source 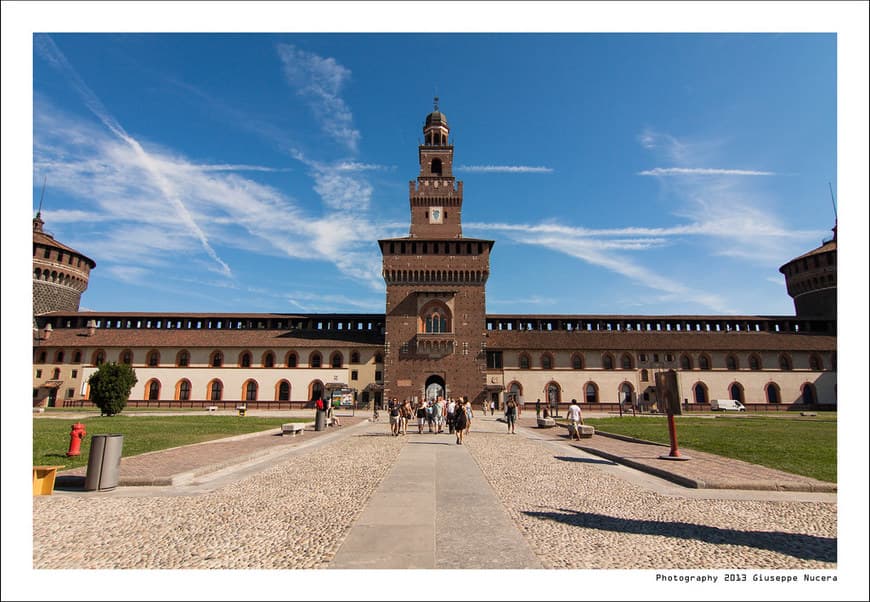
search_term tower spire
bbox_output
[34,175,47,233]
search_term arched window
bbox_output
[519,354,530,370]
[147,380,160,401]
[585,382,599,403]
[765,383,780,403]
[211,351,223,368]
[53,367,61,379]
[425,312,449,333]
[93,350,105,366]
[177,380,191,401]
[801,383,817,404]
[244,380,258,401]
[602,354,614,370]
[286,352,298,368]
[693,382,709,404]
[73,350,82,363]
[640,369,649,382]
[278,381,291,401]
[431,158,443,175]
[809,354,823,371]
[209,380,223,401]
[699,355,711,370]
[680,354,692,370]
[726,354,738,370]
[541,354,553,370]
[621,353,634,370]
[749,354,761,371]
[351,351,360,364]
[147,350,160,367]
[55,350,65,363]
[778,354,792,371]
[177,350,190,367]
[571,354,584,370]
[263,352,275,368]
[310,352,322,368]
[240,352,252,368]
[729,383,744,403]
[120,349,133,364]
[331,352,343,369]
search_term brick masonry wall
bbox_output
[33,281,81,315]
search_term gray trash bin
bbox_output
[315,409,326,431]
[84,434,124,491]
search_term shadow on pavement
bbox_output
[522,508,836,563]
[553,455,617,466]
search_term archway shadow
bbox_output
[554,455,617,466]
[522,508,835,563]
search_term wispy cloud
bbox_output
[333,161,393,172]
[192,164,292,173]
[276,44,359,153]
[34,34,232,278]
[638,167,776,176]
[457,165,554,173]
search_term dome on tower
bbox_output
[425,109,448,128]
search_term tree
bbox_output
[88,362,138,416]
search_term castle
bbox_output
[33,105,837,411]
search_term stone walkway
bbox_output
[30,411,839,584]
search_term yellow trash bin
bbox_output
[33,465,63,496]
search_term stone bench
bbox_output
[281,423,305,436]
[206,406,218,413]
[565,423,595,438]
[537,417,556,428]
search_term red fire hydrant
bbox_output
[67,422,86,457]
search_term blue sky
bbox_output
[17,25,851,317]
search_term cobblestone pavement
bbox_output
[464,418,836,570]
[32,412,836,572]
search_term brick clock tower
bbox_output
[379,101,494,405]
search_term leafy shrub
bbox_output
[87,363,138,416]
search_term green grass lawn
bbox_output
[582,414,836,483]
[33,415,306,470]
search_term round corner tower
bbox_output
[32,212,96,317]
[778,224,836,319]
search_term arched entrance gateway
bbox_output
[425,375,445,402]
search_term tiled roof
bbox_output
[33,231,96,267]
[35,328,384,349]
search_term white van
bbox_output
[711,399,746,412]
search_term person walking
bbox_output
[453,399,468,444]
[535,398,541,418]
[446,398,456,434]
[567,398,583,440]
[433,397,444,433]
[388,398,400,436]
[504,397,518,434]
[416,400,427,434]
[464,397,473,437]
[490,399,497,416]
[400,399,412,435]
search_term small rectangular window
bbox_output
[66,388,75,398]
[36,369,42,378]
[351,370,358,381]
[71,370,78,378]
